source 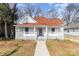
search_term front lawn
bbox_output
[46,39,79,56]
[0,40,36,56]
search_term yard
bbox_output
[0,40,36,56]
[65,34,79,43]
[46,39,79,56]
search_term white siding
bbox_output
[15,27,25,39]
[65,29,79,36]
[24,27,36,39]
[15,27,36,40]
[48,27,64,40]
[15,26,64,40]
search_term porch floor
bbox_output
[34,40,49,56]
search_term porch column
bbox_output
[46,26,48,40]
[34,26,36,34]
[60,27,64,40]
[34,26,36,39]
[61,27,64,33]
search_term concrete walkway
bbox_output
[34,40,49,56]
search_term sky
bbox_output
[16,3,79,18]
[17,3,68,10]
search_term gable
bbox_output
[16,15,36,24]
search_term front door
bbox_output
[38,28,43,36]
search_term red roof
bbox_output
[16,16,64,26]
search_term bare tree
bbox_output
[24,4,43,17]
[62,4,79,25]
[47,9,58,18]
[34,7,43,17]
[24,4,34,17]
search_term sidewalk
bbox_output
[34,40,49,56]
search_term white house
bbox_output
[14,15,64,40]
[64,23,79,36]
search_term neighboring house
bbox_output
[14,15,64,40]
[64,23,79,36]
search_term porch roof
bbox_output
[16,16,64,26]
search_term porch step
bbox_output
[37,37,46,40]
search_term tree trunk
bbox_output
[4,21,8,39]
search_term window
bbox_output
[51,28,55,32]
[73,29,75,32]
[67,30,69,32]
[25,27,29,34]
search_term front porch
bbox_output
[16,26,47,40]
[15,26,64,40]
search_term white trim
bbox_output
[46,26,48,40]
[15,26,64,40]
[34,26,36,34]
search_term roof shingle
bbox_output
[16,16,64,26]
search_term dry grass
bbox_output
[65,34,79,43]
[0,40,36,56]
[46,39,79,56]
